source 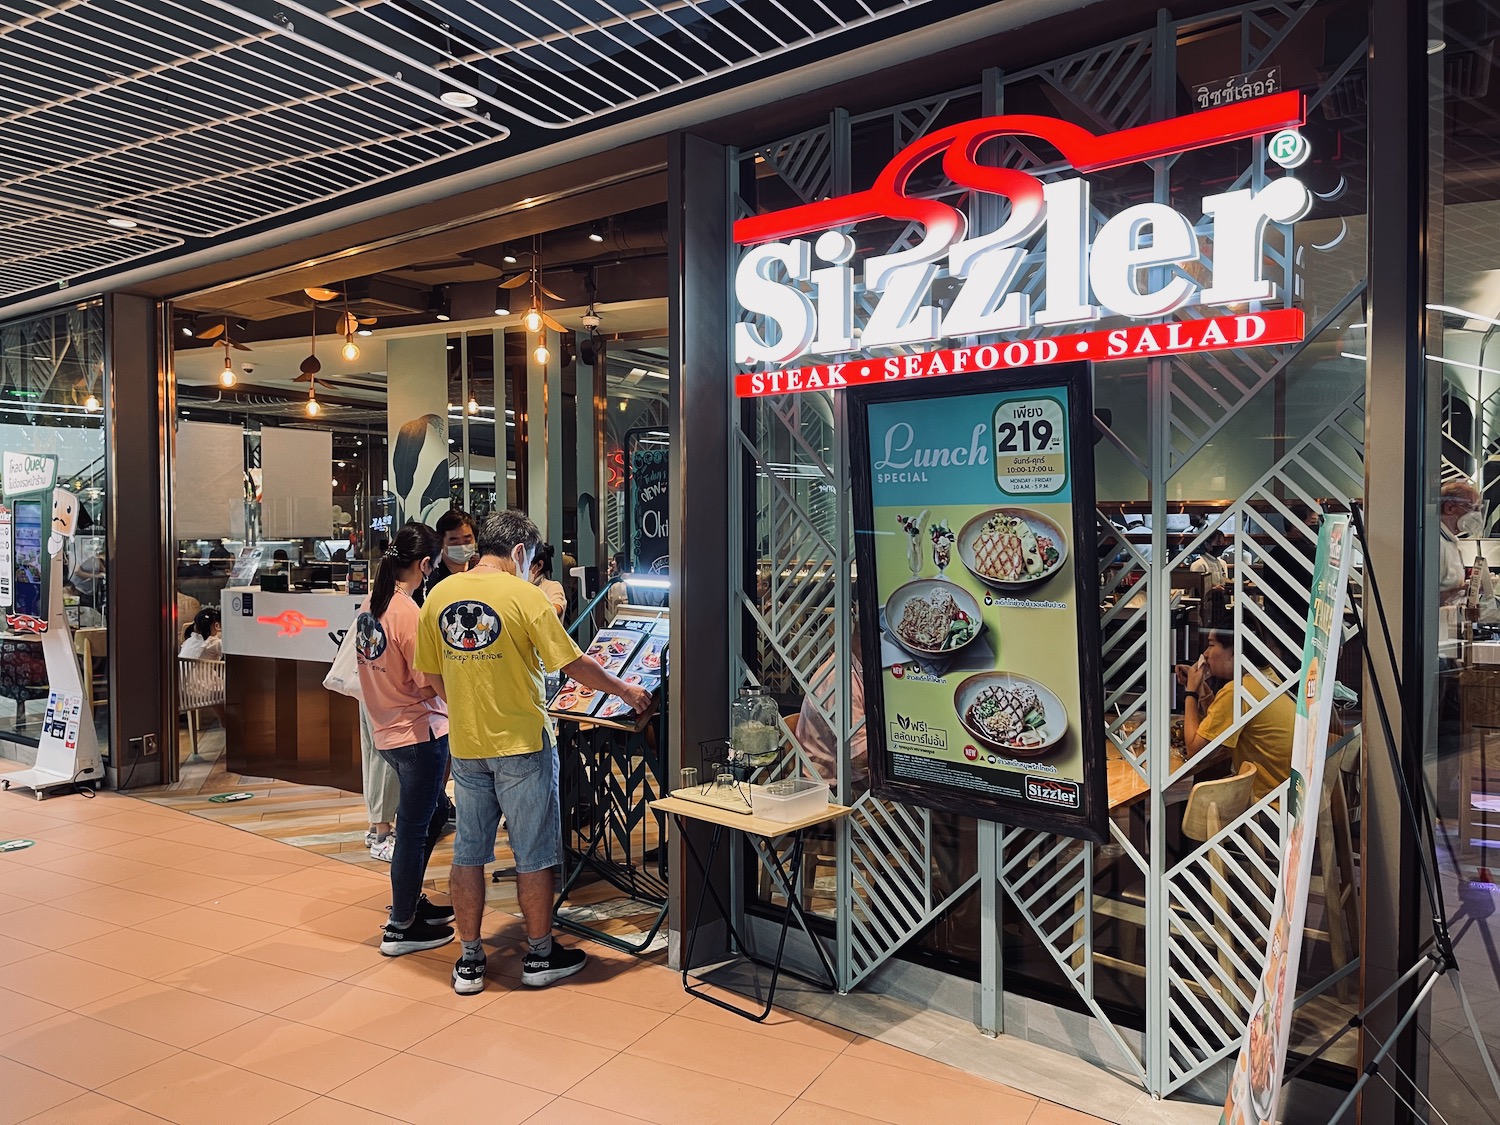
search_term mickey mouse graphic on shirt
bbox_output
[439,601,501,651]
[354,612,387,661]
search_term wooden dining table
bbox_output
[1107,747,1188,810]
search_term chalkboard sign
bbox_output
[624,429,669,573]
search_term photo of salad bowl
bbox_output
[884,578,984,658]
[958,507,1068,590]
[953,671,1067,756]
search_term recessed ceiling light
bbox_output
[440,89,478,108]
[105,217,138,229]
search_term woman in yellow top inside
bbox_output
[1177,604,1295,802]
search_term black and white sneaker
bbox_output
[379,919,454,957]
[453,952,487,995]
[415,894,454,926]
[521,943,587,987]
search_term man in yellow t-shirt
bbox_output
[1178,631,1295,802]
[415,510,651,996]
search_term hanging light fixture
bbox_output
[219,353,237,388]
[467,397,480,415]
[306,390,321,417]
[339,293,360,362]
[533,343,551,365]
[83,393,101,412]
[587,220,605,244]
[494,284,510,317]
[524,307,543,334]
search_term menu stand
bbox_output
[551,715,670,955]
[652,794,852,1022]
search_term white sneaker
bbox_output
[370,836,395,862]
[364,828,378,848]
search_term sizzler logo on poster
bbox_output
[733,93,1312,398]
[1026,776,1081,809]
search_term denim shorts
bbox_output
[449,738,561,873]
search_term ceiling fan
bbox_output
[499,236,567,334]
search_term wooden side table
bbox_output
[652,794,853,1022]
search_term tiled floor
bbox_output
[133,729,666,947]
[0,760,1105,1125]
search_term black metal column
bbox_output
[1360,0,1432,1118]
[104,293,171,788]
[667,132,734,964]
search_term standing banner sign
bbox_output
[1222,514,1355,1124]
[849,365,1106,839]
[624,429,670,574]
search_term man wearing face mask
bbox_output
[1438,479,1500,620]
[427,509,477,597]
[414,510,652,996]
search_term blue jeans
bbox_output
[381,733,450,927]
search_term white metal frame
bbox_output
[727,0,1367,1099]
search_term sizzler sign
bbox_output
[733,93,1311,398]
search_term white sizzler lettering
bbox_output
[1034,178,1098,328]
[1088,202,1200,318]
[734,240,814,365]
[1200,178,1313,305]
[734,172,1312,366]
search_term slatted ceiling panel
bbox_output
[0,0,935,304]
[287,0,933,130]
[0,0,506,240]
[0,199,183,300]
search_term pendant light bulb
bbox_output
[341,337,360,362]
[219,358,237,388]
[467,397,480,415]
[533,343,550,366]
[83,394,101,412]
[306,392,320,417]
[524,308,543,335]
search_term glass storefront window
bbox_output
[1424,2,1500,1118]
[0,302,108,758]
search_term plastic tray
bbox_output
[750,778,830,822]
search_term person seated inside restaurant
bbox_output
[795,602,869,793]
[1177,595,1294,803]
[179,606,222,661]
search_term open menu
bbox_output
[547,614,667,732]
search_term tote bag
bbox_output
[323,613,363,699]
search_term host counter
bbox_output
[220,588,364,790]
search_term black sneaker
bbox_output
[453,952,487,995]
[379,919,454,957]
[521,943,587,987]
[416,894,454,926]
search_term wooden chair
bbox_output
[178,657,225,765]
[1085,763,1259,990]
[1307,730,1361,1001]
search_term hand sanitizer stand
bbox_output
[1,553,102,799]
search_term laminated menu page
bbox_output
[592,633,666,725]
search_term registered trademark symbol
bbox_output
[1268,129,1309,169]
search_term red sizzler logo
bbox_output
[732,93,1313,396]
[257,610,330,637]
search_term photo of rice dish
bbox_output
[959,508,1067,588]
[967,681,1046,747]
[953,672,1066,755]
[894,587,975,653]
